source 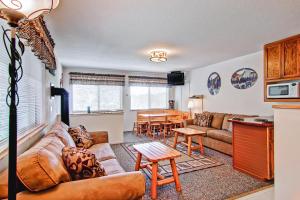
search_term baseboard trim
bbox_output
[226,185,274,200]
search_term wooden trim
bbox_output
[272,105,300,109]
[264,34,300,47]
[0,124,47,160]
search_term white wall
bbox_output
[273,107,300,200]
[176,51,274,116]
[44,57,63,128]
[63,67,174,132]
[174,72,191,112]
[69,113,124,144]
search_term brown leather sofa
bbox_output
[0,122,146,200]
[185,112,253,155]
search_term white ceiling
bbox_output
[47,0,300,72]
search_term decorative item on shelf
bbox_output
[188,95,204,118]
[207,72,221,95]
[231,68,258,89]
[0,1,59,199]
[150,50,167,63]
[18,15,56,70]
[169,100,175,109]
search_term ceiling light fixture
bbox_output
[150,50,167,63]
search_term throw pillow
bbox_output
[68,125,94,149]
[62,147,106,180]
[195,112,213,127]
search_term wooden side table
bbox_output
[133,142,182,199]
[173,128,206,156]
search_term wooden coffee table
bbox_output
[173,128,206,156]
[133,142,181,199]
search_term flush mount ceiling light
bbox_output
[150,50,167,63]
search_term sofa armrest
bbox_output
[89,131,109,144]
[17,172,146,200]
[184,119,194,127]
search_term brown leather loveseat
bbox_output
[0,121,146,200]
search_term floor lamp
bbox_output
[0,1,59,200]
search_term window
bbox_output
[72,84,123,112]
[130,86,168,110]
[0,47,43,148]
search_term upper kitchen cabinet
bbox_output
[265,43,282,80]
[264,34,300,81]
[282,37,300,78]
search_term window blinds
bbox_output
[0,44,43,148]
[69,72,125,86]
[128,75,168,87]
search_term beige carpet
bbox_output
[121,138,223,178]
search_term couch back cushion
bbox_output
[17,136,71,192]
[222,114,233,131]
[46,122,76,147]
[211,113,225,129]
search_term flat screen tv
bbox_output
[167,71,184,85]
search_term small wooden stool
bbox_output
[149,122,161,139]
[160,122,173,141]
[173,128,206,156]
[170,119,184,128]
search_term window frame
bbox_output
[72,84,124,113]
[130,86,169,110]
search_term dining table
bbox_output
[138,113,180,135]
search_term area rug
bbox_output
[121,138,223,178]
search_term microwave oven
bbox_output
[267,82,300,99]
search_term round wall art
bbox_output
[231,68,258,89]
[207,72,221,95]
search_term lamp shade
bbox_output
[0,0,59,23]
[187,99,194,109]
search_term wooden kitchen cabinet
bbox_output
[264,34,300,81]
[265,43,282,80]
[282,38,300,78]
[230,118,274,180]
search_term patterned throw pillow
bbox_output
[68,125,94,149]
[62,147,106,180]
[194,112,213,127]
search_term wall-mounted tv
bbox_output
[167,71,185,86]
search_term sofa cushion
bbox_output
[68,125,94,149]
[46,122,76,147]
[207,129,232,144]
[17,136,71,192]
[186,125,215,136]
[222,114,233,131]
[88,143,117,161]
[100,159,125,175]
[194,112,213,127]
[62,147,106,180]
[211,113,225,129]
